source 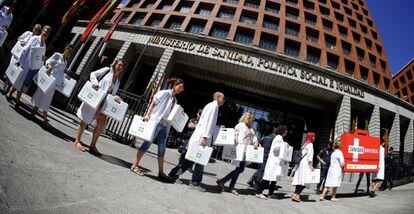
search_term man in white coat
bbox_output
[168,92,225,192]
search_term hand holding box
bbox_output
[101,94,128,122]
[128,115,158,142]
[214,128,235,146]
[77,81,106,109]
[167,104,189,132]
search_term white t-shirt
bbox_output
[150,89,176,123]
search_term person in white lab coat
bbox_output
[291,132,315,202]
[3,24,41,94]
[216,112,260,196]
[130,78,185,180]
[30,45,74,125]
[255,125,289,200]
[167,92,225,192]
[320,140,344,202]
[7,25,51,107]
[0,2,14,30]
[73,59,125,155]
[369,142,385,198]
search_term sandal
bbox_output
[130,165,144,176]
[73,142,86,152]
[319,197,325,201]
[331,198,339,202]
[291,194,300,202]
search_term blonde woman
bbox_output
[216,112,259,195]
[320,140,344,202]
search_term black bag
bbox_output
[291,150,303,165]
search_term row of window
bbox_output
[394,67,414,90]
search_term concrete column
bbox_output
[403,119,414,152]
[389,114,401,151]
[115,41,132,60]
[75,37,101,76]
[143,48,176,99]
[368,106,381,137]
[70,34,80,45]
[334,95,351,136]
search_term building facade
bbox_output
[393,59,414,105]
[67,0,413,183]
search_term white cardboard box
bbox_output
[34,66,56,93]
[222,145,244,161]
[29,47,45,70]
[245,145,264,163]
[128,115,158,142]
[6,63,23,85]
[77,81,106,109]
[305,168,321,184]
[278,143,293,162]
[185,142,213,166]
[213,128,235,146]
[101,94,128,122]
[0,30,7,47]
[55,76,76,97]
[11,42,24,59]
[167,104,189,132]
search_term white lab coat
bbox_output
[325,149,344,187]
[187,100,219,148]
[7,31,34,78]
[0,6,12,29]
[32,53,67,111]
[263,135,286,181]
[13,35,45,91]
[149,89,176,126]
[76,67,120,124]
[372,145,385,180]
[292,143,314,186]
[232,122,258,165]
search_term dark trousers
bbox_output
[219,161,246,189]
[316,165,330,190]
[381,170,393,189]
[256,180,277,195]
[355,172,371,192]
[168,149,203,184]
[248,156,268,185]
[294,185,306,195]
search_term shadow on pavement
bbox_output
[300,195,317,202]
[95,153,133,169]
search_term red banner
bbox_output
[340,130,380,173]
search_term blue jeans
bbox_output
[138,123,168,157]
[219,161,246,188]
[23,69,39,88]
[168,149,204,185]
[191,163,204,185]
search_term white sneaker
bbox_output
[256,194,268,200]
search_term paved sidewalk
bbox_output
[0,86,413,213]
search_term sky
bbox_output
[119,0,413,75]
[366,0,414,75]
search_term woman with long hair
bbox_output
[320,140,344,202]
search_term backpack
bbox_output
[291,145,307,165]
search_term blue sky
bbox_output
[366,0,414,75]
[119,0,413,75]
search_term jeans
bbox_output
[219,161,246,189]
[355,172,371,192]
[138,123,168,157]
[256,180,277,195]
[168,149,203,185]
[191,163,204,185]
[23,69,39,88]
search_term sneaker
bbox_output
[190,183,206,192]
[247,180,254,187]
[256,194,268,200]
[174,179,183,185]
[216,180,225,192]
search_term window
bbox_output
[127,0,140,8]
[334,12,344,22]
[327,53,339,70]
[318,0,327,4]
[303,0,315,10]
[217,8,235,20]
[210,23,230,39]
[131,12,146,25]
[262,15,279,30]
[325,34,336,50]
[344,59,355,76]
[322,18,333,31]
[393,81,399,90]
[407,70,413,80]
[400,76,406,84]
[341,40,351,55]
[307,46,321,64]
[319,5,330,17]
[344,6,352,16]
[359,65,369,82]
[409,82,414,93]
[157,0,174,10]
[352,31,361,44]
[286,6,299,19]
[285,21,300,36]
[306,27,319,43]
[384,77,391,91]
[284,39,301,58]
[234,28,254,45]
[119,13,130,24]
[259,33,278,51]
[146,14,164,27]
[369,54,376,67]
[375,43,382,54]
[365,38,372,49]
[348,18,357,29]
[166,16,184,29]
[176,2,193,13]
[286,0,298,5]
[341,0,348,5]
[305,12,317,25]
[244,0,260,9]
[196,4,213,16]
[356,12,363,22]
[351,2,359,11]
[360,24,368,35]
[265,1,280,14]
[356,47,365,62]
[366,18,373,27]
[371,30,378,40]
[338,25,348,37]
[240,12,258,24]
[223,0,239,4]
[362,8,368,16]
[141,0,155,9]
[380,59,387,71]
[373,72,381,87]
[187,20,206,35]
[331,0,341,10]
